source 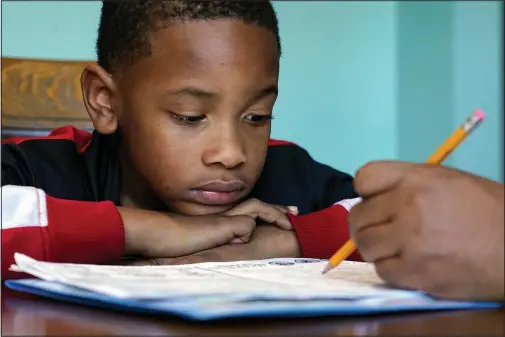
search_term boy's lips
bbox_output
[189,180,246,205]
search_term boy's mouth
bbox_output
[189,180,246,205]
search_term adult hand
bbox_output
[348,161,504,301]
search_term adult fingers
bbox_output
[354,160,416,197]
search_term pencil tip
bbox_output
[322,264,331,274]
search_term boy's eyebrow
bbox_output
[168,87,216,99]
[166,85,278,101]
[251,85,278,102]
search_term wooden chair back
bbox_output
[2,57,94,139]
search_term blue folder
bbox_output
[5,279,501,321]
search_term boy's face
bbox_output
[109,20,279,215]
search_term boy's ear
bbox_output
[81,64,118,135]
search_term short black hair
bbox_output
[96,0,281,72]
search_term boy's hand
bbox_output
[224,198,297,230]
[348,161,504,301]
[118,198,296,259]
[125,225,302,266]
[118,207,256,258]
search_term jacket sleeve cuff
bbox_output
[288,201,363,261]
[46,195,126,264]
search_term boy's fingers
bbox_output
[218,215,256,242]
[354,161,416,197]
[257,208,293,230]
[184,215,255,251]
[230,232,252,244]
[226,199,294,230]
[252,206,293,230]
[275,205,298,215]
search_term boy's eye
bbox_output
[170,113,205,124]
[245,114,274,125]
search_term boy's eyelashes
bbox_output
[169,113,205,124]
[168,112,274,126]
[244,114,274,126]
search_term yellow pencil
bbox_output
[322,109,486,274]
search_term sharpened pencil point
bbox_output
[322,263,331,274]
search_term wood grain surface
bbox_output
[2,287,504,337]
[1,57,94,134]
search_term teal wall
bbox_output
[2,1,502,181]
[397,2,455,166]
[274,1,399,175]
[450,1,503,182]
[397,1,503,181]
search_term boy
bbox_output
[2,0,361,279]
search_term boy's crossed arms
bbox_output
[119,198,297,261]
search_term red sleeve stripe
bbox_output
[268,139,295,146]
[1,185,125,279]
[4,130,290,151]
[2,126,93,154]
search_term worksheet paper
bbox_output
[7,253,500,320]
[11,253,416,300]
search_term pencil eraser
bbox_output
[473,109,486,120]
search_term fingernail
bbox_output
[230,238,246,244]
[277,218,293,230]
[287,206,298,215]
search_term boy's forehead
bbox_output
[135,20,277,69]
[119,19,279,90]
[156,20,277,61]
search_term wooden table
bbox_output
[2,287,504,336]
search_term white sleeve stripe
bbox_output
[37,188,49,227]
[1,185,49,229]
[334,197,362,211]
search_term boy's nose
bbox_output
[202,129,246,169]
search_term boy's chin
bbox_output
[169,201,236,217]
